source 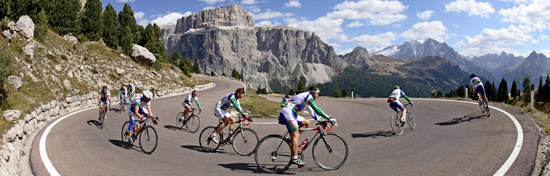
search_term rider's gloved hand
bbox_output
[329,117,337,126]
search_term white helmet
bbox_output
[143,90,153,99]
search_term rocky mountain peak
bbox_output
[174,4,254,34]
[342,46,372,66]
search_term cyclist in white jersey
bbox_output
[470,74,489,106]
[279,86,335,166]
[387,86,413,126]
[128,83,135,98]
[118,85,128,104]
[211,88,248,143]
[97,86,111,120]
[181,90,202,119]
[126,91,157,146]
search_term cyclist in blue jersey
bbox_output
[97,86,111,120]
[211,88,248,143]
[126,90,157,146]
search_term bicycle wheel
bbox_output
[185,115,200,133]
[176,112,185,129]
[254,135,292,174]
[312,133,348,170]
[139,126,158,154]
[99,110,105,129]
[484,102,490,117]
[232,128,258,156]
[199,126,221,152]
[121,121,130,142]
[390,114,404,135]
[407,111,416,130]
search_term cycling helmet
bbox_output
[143,90,153,99]
[470,74,476,79]
[394,85,400,89]
[192,90,198,94]
[236,88,245,94]
[309,86,320,94]
[102,86,108,90]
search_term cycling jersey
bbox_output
[279,92,330,133]
[470,77,483,89]
[118,87,127,96]
[214,93,243,119]
[182,94,201,109]
[129,96,150,116]
[99,90,111,102]
[388,89,411,111]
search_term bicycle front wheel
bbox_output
[121,121,130,142]
[139,126,158,154]
[176,112,185,128]
[391,114,404,135]
[199,126,221,152]
[254,135,292,174]
[99,111,105,129]
[232,128,258,156]
[185,115,200,133]
[407,111,416,130]
[312,133,349,170]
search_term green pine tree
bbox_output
[497,78,508,102]
[210,71,215,76]
[120,26,133,55]
[289,89,295,95]
[34,9,48,41]
[171,51,182,67]
[192,57,201,73]
[333,84,341,97]
[50,0,81,35]
[341,88,349,97]
[297,80,305,93]
[118,3,140,45]
[183,56,192,75]
[80,0,102,41]
[222,72,227,77]
[231,68,240,79]
[523,76,531,102]
[0,0,12,19]
[102,4,118,49]
[511,80,518,98]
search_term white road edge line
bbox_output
[39,83,216,176]
[416,99,522,176]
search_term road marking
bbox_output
[416,99,523,176]
[39,107,95,176]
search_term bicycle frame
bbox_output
[279,121,335,155]
[216,116,251,142]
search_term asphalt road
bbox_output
[29,75,539,175]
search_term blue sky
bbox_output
[102,0,550,58]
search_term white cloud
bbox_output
[247,6,262,13]
[134,12,149,26]
[116,0,134,2]
[456,25,533,56]
[199,0,225,5]
[326,0,408,25]
[134,12,145,19]
[241,0,258,5]
[349,32,397,47]
[400,21,447,42]
[417,10,434,20]
[286,17,344,41]
[251,10,293,20]
[541,34,549,40]
[540,49,550,57]
[150,12,192,26]
[346,21,365,28]
[499,0,550,25]
[336,48,354,56]
[445,0,495,18]
[285,0,301,8]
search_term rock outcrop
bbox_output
[163,5,347,91]
[15,15,34,39]
[131,44,156,66]
[63,34,79,44]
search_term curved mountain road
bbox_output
[30,75,539,175]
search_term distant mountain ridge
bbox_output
[374,38,494,80]
[503,51,550,85]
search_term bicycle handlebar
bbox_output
[317,120,335,132]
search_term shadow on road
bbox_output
[217,163,264,174]
[164,125,185,131]
[110,106,125,113]
[108,139,127,148]
[180,145,234,155]
[86,120,102,129]
[435,112,488,126]
[351,130,394,138]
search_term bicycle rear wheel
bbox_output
[407,111,416,130]
[390,114,404,135]
[312,133,348,170]
[254,135,292,174]
[185,115,200,133]
[139,126,158,154]
[232,128,258,156]
[199,126,221,152]
[484,102,490,117]
[99,110,105,129]
[176,112,185,129]
[121,121,130,142]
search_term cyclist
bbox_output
[470,74,489,106]
[181,90,202,119]
[211,88,248,143]
[118,85,128,104]
[279,86,334,166]
[97,86,111,120]
[127,90,157,146]
[128,83,135,98]
[387,85,412,126]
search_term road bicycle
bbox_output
[254,120,348,173]
[477,93,490,117]
[98,104,109,129]
[121,114,160,154]
[176,108,201,133]
[390,103,415,136]
[199,114,258,156]
[119,94,127,111]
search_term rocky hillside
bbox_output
[374,38,494,80]
[1,16,206,135]
[503,51,550,85]
[162,5,347,91]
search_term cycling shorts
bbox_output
[475,85,486,95]
[389,101,404,112]
[279,107,304,133]
[99,99,109,105]
[214,106,232,119]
